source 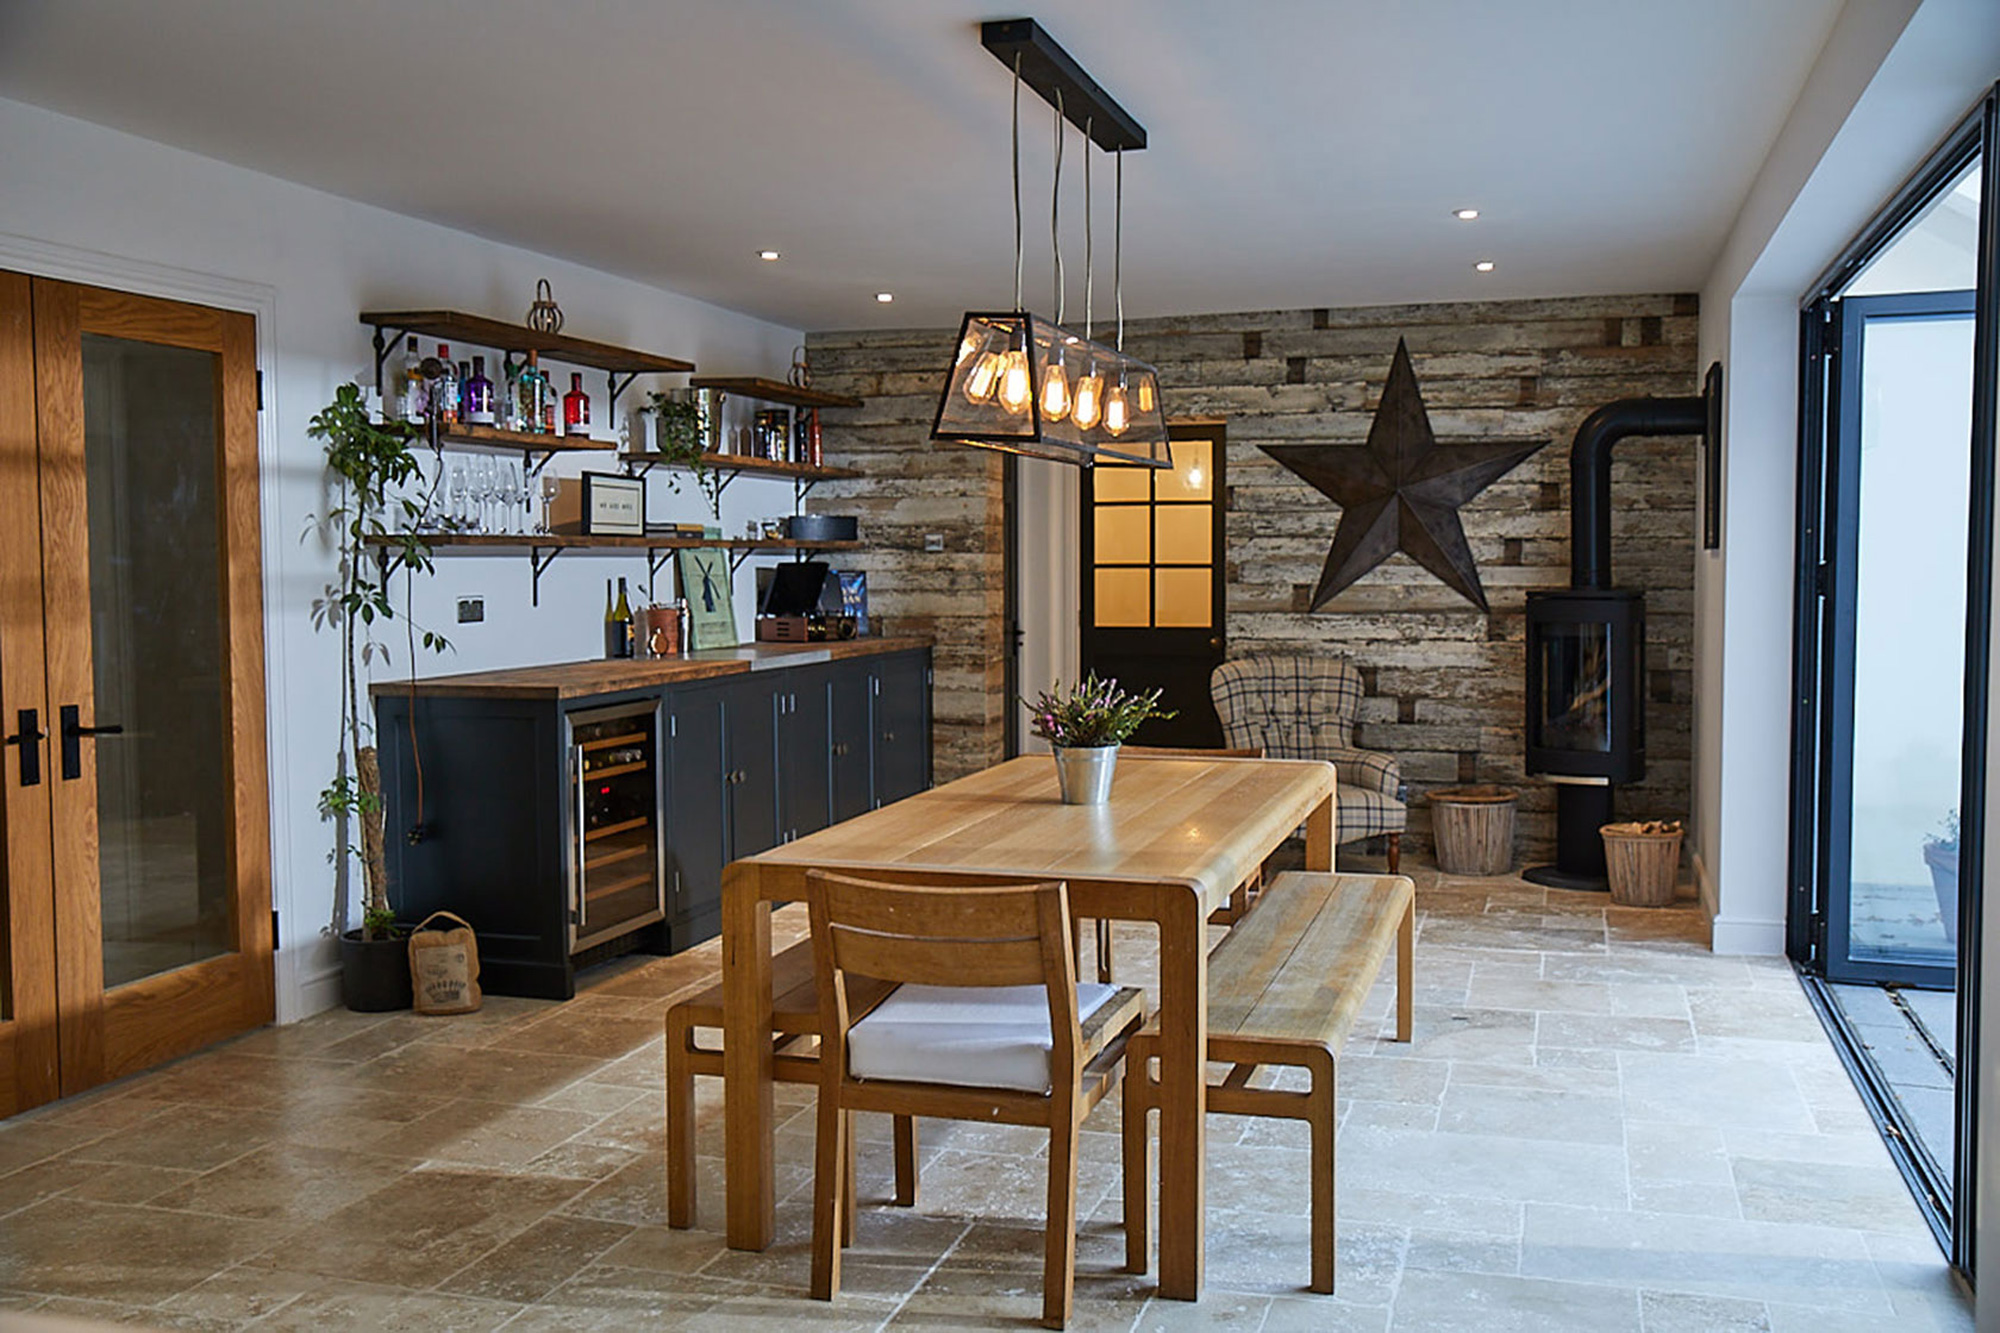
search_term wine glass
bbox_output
[449,461,467,529]
[500,461,522,535]
[540,473,561,534]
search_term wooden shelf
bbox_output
[366,533,861,555]
[436,423,619,456]
[687,376,864,410]
[618,449,862,484]
[361,310,694,374]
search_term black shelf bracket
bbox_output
[606,370,640,418]
[647,547,675,601]
[370,324,410,397]
[529,544,563,607]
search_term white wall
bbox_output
[0,96,807,1020]
[1015,456,1080,753]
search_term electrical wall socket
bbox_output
[456,597,485,623]
[924,533,945,553]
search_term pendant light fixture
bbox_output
[930,19,1171,469]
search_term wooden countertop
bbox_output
[369,636,931,701]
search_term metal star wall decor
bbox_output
[1263,338,1545,613]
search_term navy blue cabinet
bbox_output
[376,646,930,998]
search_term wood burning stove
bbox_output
[1522,369,1719,890]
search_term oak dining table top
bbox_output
[717,752,1340,1303]
[733,752,1337,915]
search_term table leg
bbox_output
[1305,792,1335,872]
[1155,885,1207,1301]
[721,861,776,1250]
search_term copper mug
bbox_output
[636,605,682,658]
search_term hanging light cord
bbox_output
[1083,118,1093,339]
[1115,148,1124,351]
[1052,89,1065,324]
[1012,53,1023,311]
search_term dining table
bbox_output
[718,750,1337,1300]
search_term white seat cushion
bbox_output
[846,983,1120,1094]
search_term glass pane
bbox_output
[1155,505,1212,565]
[83,334,233,989]
[1537,624,1611,753]
[1093,464,1150,502]
[1154,568,1211,629]
[1094,568,1149,628]
[1094,506,1150,565]
[1845,308,1974,966]
[1846,160,1980,298]
[1158,439,1213,501]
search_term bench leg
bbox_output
[1397,898,1414,1043]
[1386,832,1401,874]
[1121,1048,1152,1274]
[665,1022,697,1230]
[1309,1051,1338,1295]
[893,1115,919,1206]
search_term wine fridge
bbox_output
[567,700,666,952]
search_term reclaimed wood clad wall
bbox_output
[809,293,1699,855]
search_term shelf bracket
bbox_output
[523,448,558,480]
[370,325,409,398]
[622,456,657,481]
[529,544,562,607]
[794,476,820,511]
[647,547,675,601]
[606,370,640,419]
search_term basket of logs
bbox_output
[1600,820,1684,907]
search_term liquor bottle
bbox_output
[456,360,471,420]
[400,335,427,423]
[433,345,459,427]
[518,350,546,435]
[564,372,591,439]
[603,579,621,658]
[465,356,495,426]
[541,366,558,435]
[613,578,634,658]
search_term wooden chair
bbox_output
[806,870,1147,1329]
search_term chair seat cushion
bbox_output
[847,983,1121,1094]
[1337,782,1407,839]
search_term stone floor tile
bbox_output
[1336,1124,1630,1209]
[0,1197,276,1305]
[437,1213,636,1305]
[1732,1156,1931,1234]
[1618,1053,1818,1132]
[147,1141,413,1225]
[1536,1012,1696,1054]
[1404,1227,1520,1276]
[1437,1082,1624,1145]
[1390,1268,1642,1331]
[1259,1293,1392,1331]
[1639,1288,1771,1331]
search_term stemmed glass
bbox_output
[449,460,468,529]
[476,456,498,532]
[540,473,561,534]
[500,461,522,535]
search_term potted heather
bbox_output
[1024,673,1175,805]
[1924,809,1959,945]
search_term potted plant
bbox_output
[1925,809,1959,945]
[308,383,449,1011]
[644,389,722,518]
[1023,673,1175,805]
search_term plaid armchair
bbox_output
[1210,655,1405,871]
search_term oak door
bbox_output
[0,272,272,1116]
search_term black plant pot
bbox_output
[340,928,412,1013]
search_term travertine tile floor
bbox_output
[0,859,1974,1331]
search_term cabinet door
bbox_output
[828,662,873,824]
[872,652,932,807]
[728,678,782,857]
[665,683,730,926]
[783,672,832,841]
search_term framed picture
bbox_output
[581,471,645,536]
[679,547,738,649]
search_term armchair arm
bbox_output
[1321,745,1400,800]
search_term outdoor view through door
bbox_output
[1080,426,1226,747]
[1792,97,1992,1267]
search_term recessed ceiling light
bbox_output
[1474,260,1496,273]
[1454,208,1480,221]
[875,292,895,303]
[758,249,781,261]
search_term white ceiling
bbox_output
[0,0,1846,332]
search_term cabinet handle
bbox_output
[883,731,895,743]
[3,708,43,787]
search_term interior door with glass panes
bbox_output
[0,273,272,1115]
[1079,426,1227,747]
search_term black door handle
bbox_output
[60,704,124,781]
[3,708,42,787]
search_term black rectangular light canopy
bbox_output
[981,18,1146,153]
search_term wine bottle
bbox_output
[564,372,591,439]
[613,578,634,659]
[400,335,427,423]
[466,355,495,426]
[603,579,621,659]
[434,344,459,427]
[519,350,545,435]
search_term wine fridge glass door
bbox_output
[567,701,666,951]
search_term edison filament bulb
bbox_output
[1072,366,1103,430]
[1040,351,1071,421]
[1103,377,1130,436]
[997,347,1033,414]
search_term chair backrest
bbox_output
[1210,656,1361,759]
[805,870,1081,1085]
[1121,745,1266,759]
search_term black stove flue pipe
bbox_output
[1522,369,1720,892]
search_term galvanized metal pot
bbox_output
[1052,744,1119,805]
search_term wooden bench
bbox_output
[665,938,912,1230]
[1120,871,1414,1294]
